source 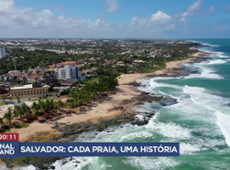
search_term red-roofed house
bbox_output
[56,61,76,67]
[18,75,25,81]
[117,61,125,66]
[104,60,113,65]
[48,65,57,71]
[48,65,55,69]
[28,76,40,83]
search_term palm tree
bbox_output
[13,105,20,119]
[20,103,31,119]
[21,103,32,119]
[16,96,20,103]
[4,111,12,127]
[55,100,64,110]
[0,117,3,129]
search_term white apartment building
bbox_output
[58,65,79,80]
[0,47,6,58]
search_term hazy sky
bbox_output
[0,0,230,38]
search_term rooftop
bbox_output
[11,84,49,90]
[57,61,76,65]
[29,76,39,79]
[11,84,33,90]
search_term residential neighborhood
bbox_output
[0,39,198,116]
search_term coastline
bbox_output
[12,51,204,142]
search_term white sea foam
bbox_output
[168,97,216,123]
[11,165,37,170]
[186,40,219,47]
[46,123,146,170]
[101,164,112,169]
[200,42,219,47]
[146,120,192,139]
[200,67,223,79]
[185,62,223,79]
[121,131,154,141]
[52,157,95,170]
[135,114,145,121]
[183,85,230,146]
[179,143,201,154]
[199,48,229,58]
[149,78,182,90]
[124,157,179,170]
[137,77,182,94]
[207,59,227,65]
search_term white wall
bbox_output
[58,65,78,80]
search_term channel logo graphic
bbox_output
[0,133,19,158]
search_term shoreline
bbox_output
[11,51,204,142]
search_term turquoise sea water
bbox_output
[11,39,230,170]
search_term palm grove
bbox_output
[0,74,118,132]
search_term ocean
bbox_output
[8,39,230,170]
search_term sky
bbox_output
[0,0,230,39]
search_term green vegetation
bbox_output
[0,70,119,132]
[0,100,65,132]
[0,42,197,75]
[0,101,5,106]
[0,48,100,74]
[135,64,166,73]
[82,77,99,85]
[68,74,118,108]
[13,122,29,128]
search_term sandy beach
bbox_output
[11,52,202,141]
[151,51,205,76]
[13,73,144,141]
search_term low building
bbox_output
[117,61,125,66]
[56,61,76,67]
[104,60,113,65]
[0,83,10,96]
[8,70,21,76]
[48,65,57,72]
[133,60,146,66]
[10,84,60,98]
[27,76,40,84]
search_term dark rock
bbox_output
[122,99,133,104]
[50,166,55,169]
[123,82,142,86]
[62,161,68,165]
[134,92,164,103]
[109,106,124,112]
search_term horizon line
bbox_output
[0,38,230,40]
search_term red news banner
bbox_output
[0,133,19,141]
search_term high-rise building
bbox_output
[0,47,6,58]
[57,63,79,80]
